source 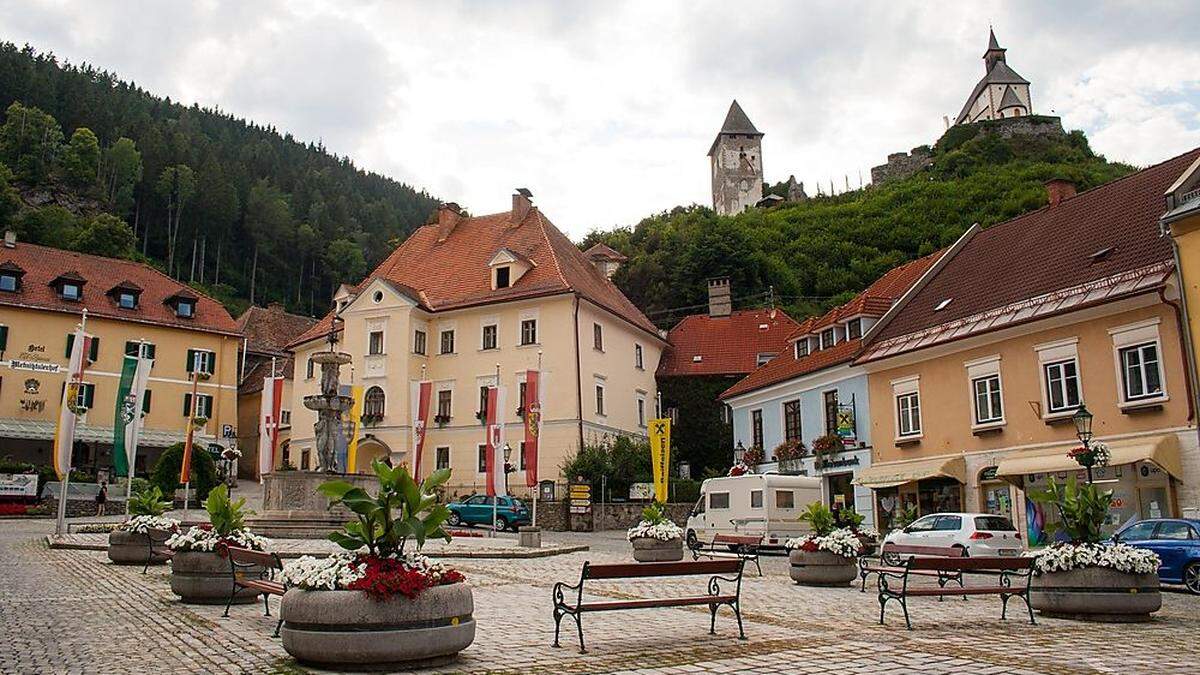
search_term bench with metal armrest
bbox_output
[859,542,967,594]
[142,528,175,574]
[691,533,764,576]
[223,546,288,637]
[878,555,1035,629]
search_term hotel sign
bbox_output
[9,343,61,374]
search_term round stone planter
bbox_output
[280,584,475,669]
[631,537,684,562]
[169,550,263,605]
[1030,568,1161,622]
[789,548,858,586]
[107,530,170,565]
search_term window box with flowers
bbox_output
[277,461,473,668]
[786,502,861,586]
[433,414,451,428]
[810,434,844,470]
[729,446,764,476]
[167,485,271,605]
[773,439,807,473]
[626,502,684,562]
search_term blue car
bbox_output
[1112,518,1200,594]
[446,494,530,532]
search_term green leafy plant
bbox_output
[641,501,670,525]
[798,501,837,537]
[772,439,806,462]
[1028,476,1112,544]
[834,505,866,531]
[203,484,251,536]
[318,459,453,558]
[150,442,219,501]
[894,504,919,529]
[127,485,171,517]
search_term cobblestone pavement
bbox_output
[3,519,1199,674]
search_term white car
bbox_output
[883,512,1024,557]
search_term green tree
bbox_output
[0,162,19,228]
[149,442,219,502]
[12,205,77,248]
[244,179,292,303]
[70,213,135,258]
[155,164,195,276]
[62,127,100,187]
[325,237,366,285]
[0,102,64,183]
[102,137,142,215]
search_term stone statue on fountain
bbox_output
[303,316,354,473]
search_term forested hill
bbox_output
[0,42,438,317]
[584,122,1136,327]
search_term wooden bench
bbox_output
[878,556,1035,629]
[858,543,965,594]
[223,546,288,637]
[552,559,746,652]
[691,533,764,576]
[142,528,176,574]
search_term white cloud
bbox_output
[1,0,1198,237]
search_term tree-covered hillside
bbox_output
[585,123,1136,327]
[0,43,438,317]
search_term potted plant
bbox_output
[277,460,473,668]
[1028,475,1161,621]
[834,506,880,556]
[107,485,179,565]
[166,485,270,604]
[810,434,843,470]
[773,439,806,473]
[787,502,862,586]
[627,501,685,562]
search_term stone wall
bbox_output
[534,500,692,532]
[870,146,933,185]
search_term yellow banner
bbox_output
[649,418,671,503]
[345,385,364,474]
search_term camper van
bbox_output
[685,474,824,549]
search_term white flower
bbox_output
[627,519,684,542]
[1089,441,1111,468]
[1031,542,1159,575]
[280,553,366,590]
[785,527,863,559]
[120,515,180,534]
[165,526,270,552]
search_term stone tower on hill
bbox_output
[709,100,764,215]
[955,28,1032,125]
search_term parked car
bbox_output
[883,512,1023,557]
[685,473,825,550]
[446,494,530,531]
[1111,518,1200,594]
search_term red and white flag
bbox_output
[484,385,507,497]
[53,327,92,479]
[411,380,432,479]
[258,371,285,477]
[523,370,541,488]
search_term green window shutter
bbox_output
[186,349,196,372]
[66,333,74,357]
[142,389,152,414]
[82,384,95,409]
[125,341,137,357]
[0,325,8,351]
[147,343,157,360]
[88,337,99,362]
[205,350,215,374]
[183,393,192,417]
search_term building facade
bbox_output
[709,100,764,216]
[856,152,1200,538]
[286,193,664,499]
[0,238,240,476]
[955,29,1032,125]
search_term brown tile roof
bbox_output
[720,253,941,399]
[583,242,627,262]
[236,304,318,357]
[658,308,799,377]
[290,206,659,347]
[0,241,238,335]
[239,356,294,395]
[866,148,1200,357]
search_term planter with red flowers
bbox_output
[166,485,270,604]
[787,502,861,586]
[277,460,473,669]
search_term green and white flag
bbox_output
[112,352,153,476]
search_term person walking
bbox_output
[95,481,108,516]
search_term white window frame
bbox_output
[820,328,835,349]
[1035,338,1082,419]
[794,340,808,359]
[1109,318,1167,407]
[636,391,647,428]
[594,379,606,417]
[481,321,499,351]
[635,343,644,370]
[846,317,863,340]
[436,446,451,471]
[368,329,385,356]
[964,355,1004,428]
[891,375,922,440]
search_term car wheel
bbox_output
[953,544,970,558]
[447,511,462,527]
[1184,563,1200,595]
[495,516,508,531]
[686,530,698,550]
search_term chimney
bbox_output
[1045,178,1076,207]
[3,231,14,248]
[708,277,732,318]
[436,202,463,242]
[511,188,533,224]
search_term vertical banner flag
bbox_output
[523,370,541,487]
[411,380,433,479]
[649,417,672,503]
[484,385,507,497]
[179,360,201,484]
[53,327,93,479]
[113,353,153,476]
[344,385,364,474]
[258,373,285,477]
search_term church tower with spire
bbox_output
[955,29,1032,125]
[708,100,764,216]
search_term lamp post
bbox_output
[503,443,514,492]
[1072,403,1095,484]
[733,441,745,465]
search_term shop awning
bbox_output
[994,434,1183,481]
[0,417,210,449]
[853,455,967,488]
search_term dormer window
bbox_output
[820,328,835,349]
[795,340,809,359]
[165,290,199,319]
[846,318,863,340]
[108,281,143,310]
[177,300,195,317]
[50,272,86,302]
[495,266,511,289]
[0,261,24,292]
[488,248,532,290]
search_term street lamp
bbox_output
[733,441,745,465]
[502,443,514,491]
[1072,403,1095,483]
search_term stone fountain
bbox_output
[304,349,354,473]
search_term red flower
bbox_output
[799,539,819,553]
[345,556,465,601]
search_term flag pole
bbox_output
[124,339,147,517]
[55,309,87,537]
[492,363,500,536]
[533,350,542,528]
[183,369,199,517]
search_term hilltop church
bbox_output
[954,29,1032,124]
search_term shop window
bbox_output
[917,477,962,514]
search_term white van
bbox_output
[685,474,824,550]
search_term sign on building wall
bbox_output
[836,404,856,443]
[0,473,38,498]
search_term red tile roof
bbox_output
[0,241,238,335]
[239,356,295,394]
[658,308,799,377]
[583,242,627,262]
[290,206,659,347]
[867,148,1200,355]
[720,253,940,399]
[236,304,318,357]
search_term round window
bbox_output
[373,290,383,303]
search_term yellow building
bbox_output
[0,236,241,476]
[854,151,1200,538]
[286,193,665,499]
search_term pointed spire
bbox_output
[718,100,762,136]
[987,27,1001,51]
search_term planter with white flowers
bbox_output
[1027,465,1161,622]
[108,486,179,565]
[788,502,861,586]
[167,485,271,604]
[627,502,685,562]
[278,461,474,669]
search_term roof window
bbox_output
[1090,246,1115,263]
[50,272,87,302]
[0,261,24,292]
[934,298,953,311]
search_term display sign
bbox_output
[10,359,60,374]
[649,418,671,503]
[0,473,38,498]
[836,404,856,442]
[629,482,654,500]
[568,482,592,515]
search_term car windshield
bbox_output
[1118,521,1157,541]
[511,499,526,509]
[974,516,1016,531]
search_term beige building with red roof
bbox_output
[0,235,241,477]
[855,150,1200,537]
[286,192,664,498]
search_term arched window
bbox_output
[364,386,385,420]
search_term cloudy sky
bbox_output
[3,1,1199,238]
